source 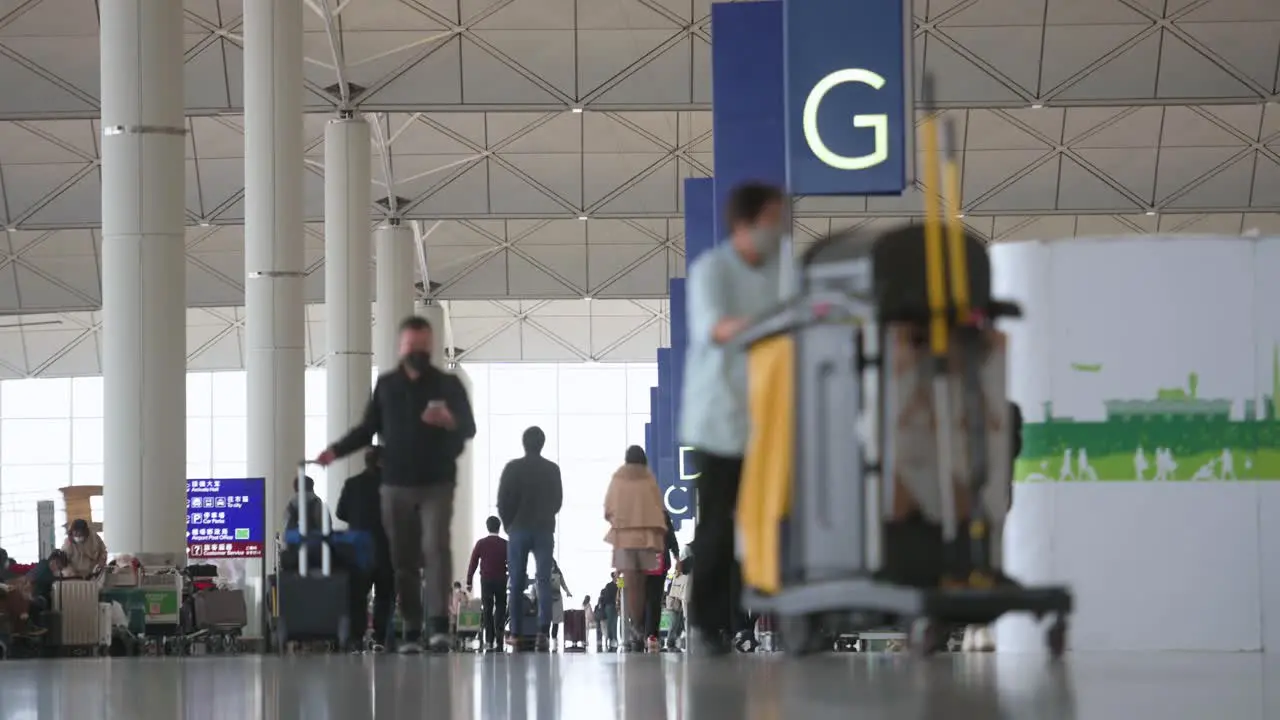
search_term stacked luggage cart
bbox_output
[454,598,483,651]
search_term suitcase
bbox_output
[193,588,247,631]
[562,608,587,651]
[98,602,114,647]
[51,579,103,655]
[276,461,352,650]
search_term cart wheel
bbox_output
[337,617,351,650]
[1046,618,1067,659]
[780,615,822,656]
[908,618,949,657]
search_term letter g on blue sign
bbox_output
[785,0,912,196]
[803,69,889,172]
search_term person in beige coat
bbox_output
[60,519,107,578]
[604,445,668,651]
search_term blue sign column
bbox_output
[710,1,787,241]
[784,0,912,196]
[656,349,676,517]
[666,178,717,530]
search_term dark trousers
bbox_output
[351,554,395,646]
[479,578,506,647]
[643,574,664,638]
[690,450,745,637]
[381,484,455,639]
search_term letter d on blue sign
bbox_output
[784,0,913,196]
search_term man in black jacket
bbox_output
[495,426,562,651]
[336,446,394,649]
[317,315,477,654]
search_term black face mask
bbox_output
[405,351,432,373]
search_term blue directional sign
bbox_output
[784,0,913,196]
[186,478,266,559]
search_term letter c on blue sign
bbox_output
[802,69,890,171]
[664,485,689,517]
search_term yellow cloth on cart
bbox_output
[738,335,796,596]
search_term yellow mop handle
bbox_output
[941,119,970,324]
[920,114,948,358]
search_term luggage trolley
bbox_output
[735,94,1072,657]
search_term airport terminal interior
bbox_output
[0,0,1279,717]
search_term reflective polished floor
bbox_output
[2,651,1280,720]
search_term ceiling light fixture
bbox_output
[198,220,211,227]
[570,107,584,114]
[578,215,588,221]
[1145,210,1156,216]
[1030,103,1044,109]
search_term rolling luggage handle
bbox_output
[296,460,332,577]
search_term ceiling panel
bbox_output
[0,0,1275,368]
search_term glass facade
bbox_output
[0,363,656,596]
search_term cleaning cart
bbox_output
[734,82,1072,657]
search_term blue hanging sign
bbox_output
[186,478,267,559]
[784,0,913,196]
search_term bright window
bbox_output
[209,372,247,418]
[1,419,71,465]
[2,378,71,419]
[0,362,658,585]
[71,376,104,418]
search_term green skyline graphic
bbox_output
[1015,346,1280,483]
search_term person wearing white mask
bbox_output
[679,181,786,655]
[60,518,107,578]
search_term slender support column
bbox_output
[375,222,415,371]
[245,0,305,549]
[414,300,447,362]
[324,116,373,506]
[452,366,476,583]
[100,0,186,555]
[412,300,474,569]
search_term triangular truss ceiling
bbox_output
[0,0,1277,369]
[0,0,1274,116]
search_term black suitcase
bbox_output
[275,461,351,650]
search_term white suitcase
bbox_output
[98,602,113,647]
[52,579,104,652]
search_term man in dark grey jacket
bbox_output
[496,426,563,651]
[317,315,476,654]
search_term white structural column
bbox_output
[324,116,373,504]
[452,366,477,580]
[244,0,305,541]
[414,300,447,361]
[375,222,416,371]
[413,301,476,565]
[100,0,186,555]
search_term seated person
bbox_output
[0,549,17,583]
[9,550,70,634]
[61,519,107,578]
[284,475,331,532]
